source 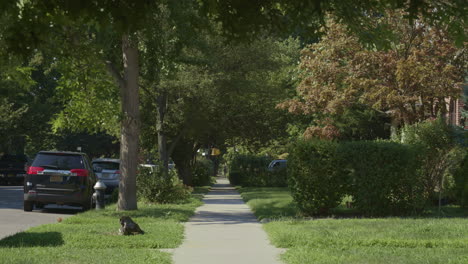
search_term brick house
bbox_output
[448,84,467,129]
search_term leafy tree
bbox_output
[54,132,119,159]
[51,51,120,137]
[280,12,466,139]
[140,29,300,185]
[2,0,464,209]
[0,1,172,210]
[139,2,203,176]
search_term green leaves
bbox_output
[51,53,120,136]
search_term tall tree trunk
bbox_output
[171,139,196,186]
[156,91,169,177]
[118,34,140,211]
[175,160,192,186]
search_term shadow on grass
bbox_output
[419,206,468,218]
[0,232,64,247]
[40,207,82,215]
[192,186,211,201]
[190,210,259,225]
[93,206,197,220]
[249,200,299,220]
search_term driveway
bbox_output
[0,185,80,240]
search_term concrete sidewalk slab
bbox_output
[173,178,283,264]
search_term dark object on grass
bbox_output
[119,216,145,235]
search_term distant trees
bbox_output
[140,30,300,185]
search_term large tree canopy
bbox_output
[280,11,466,139]
[200,0,466,45]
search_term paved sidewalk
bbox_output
[172,178,283,264]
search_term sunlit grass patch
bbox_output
[240,186,468,264]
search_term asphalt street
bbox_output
[0,185,79,240]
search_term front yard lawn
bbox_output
[239,187,468,264]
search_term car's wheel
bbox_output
[24,201,33,212]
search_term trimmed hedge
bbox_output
[338,141,426,216]
[228,154,287,187]
[288,140,429,216]
[288,140,346,215]
[288,119,466,217]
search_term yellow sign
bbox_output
[211,148,221,156]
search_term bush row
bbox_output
[288,119,467,217]
[228,154,287,187]
[289,140,429,216]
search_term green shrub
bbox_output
[268,168,288,187]
[452,150,468,207]
[137,166,192,204]
[228,154,270,186]
[338,141,426,216]
[192,159,215,186]
[288,139,346,216]
[227,154,287,187]
[286,119,466,217]
[397,118,461,201]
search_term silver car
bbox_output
[92,158,120,194]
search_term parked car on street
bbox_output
[138,163,158,173]
[267,159,287,171]
[23,151,96,211]
[138,162,175,173]
[0,154,29,185]
[92,158,120,194]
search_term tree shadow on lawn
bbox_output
[0,232,64,247]
[95,206,197,220]
[247,201,467,220]
[307,206,468,220]
[249,200,300,220]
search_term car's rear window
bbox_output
[93,162,119,170]
[32,153,84,170]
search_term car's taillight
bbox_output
[27,167,44,175]
[115,170,120,175]
[70,169,89,177]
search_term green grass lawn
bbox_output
[0,188,209,264]
[239,187,468,264]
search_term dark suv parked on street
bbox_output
[23,151,96,211]
[0,154,29,185]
